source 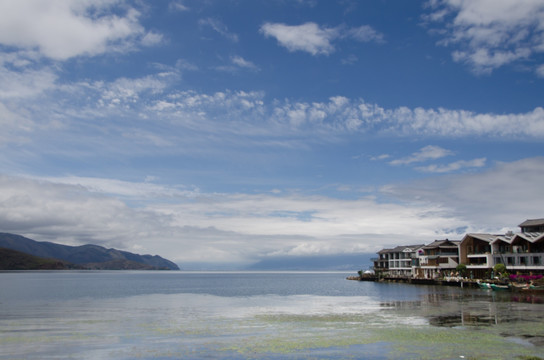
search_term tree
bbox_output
[494,263,507,277]
[456,264,467,277]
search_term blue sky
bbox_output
[0,0,543,268]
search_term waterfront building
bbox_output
[519,218,544,233]
[459,218,544,277]
[372,248,392,276]
[374,218,544,279]
[416,239,460,279]
[458,233,496,278]
[491,232,544,272]
[372,245,424,277]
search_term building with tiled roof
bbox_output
[373,218,544,279]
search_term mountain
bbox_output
[245,253,374,271]
[0,233,179,270]
[0,247,80,270]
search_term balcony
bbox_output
[467,253,492,268]
[494,252,544,269]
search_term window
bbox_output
[534,256,541,265]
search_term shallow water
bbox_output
[0,271,543,359]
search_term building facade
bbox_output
[417,239,461,279]
[372,245,424,277]
[374,218,544,279]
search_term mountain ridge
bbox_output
[0,233,179,270]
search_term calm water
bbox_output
[1,271,543,359]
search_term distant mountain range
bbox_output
[0,233,179,270]
[246,253,374,271]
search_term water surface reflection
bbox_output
[379,286,544,348]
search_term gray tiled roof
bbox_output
[422,239,459,249]
[463,233,498,243]
[518,218,544,227]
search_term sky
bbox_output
[0,0,543,269]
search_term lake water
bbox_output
[1,271,543,359]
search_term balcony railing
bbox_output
[467,251,491,256]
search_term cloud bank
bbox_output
[1,157,542,266]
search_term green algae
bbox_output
[375,326,539,360]
[216,309,543,360]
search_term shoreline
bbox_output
[347,275,480,288]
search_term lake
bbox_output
[0,271,543,359]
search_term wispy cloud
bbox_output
[389,147,487,173]
[35,175,198,199]
[260,22,384,55]
[344,25,385,43]
[169,1,189,12]
[370,154,391,161]
[215,56,261,73]
[231,56,260,71]
[0,64,57,99]
[390,145,453,165]
[424,0,544,75]
[415,157,486,173]
[381,157,544,230]
[199,18,239,42]
[2,74,544,152]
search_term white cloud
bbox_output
[537,64,544,78]
[341,54,359,65]
[0,102,35,145]
[381,157,544,231]
[2,76,543,162]
[0,1,152,61]
[0,64,57,99]
[387,147,486,174]
[141,31,164,46]
[1,157,542,265]
[260,22,338,55]
[370,154,391,161]
[0,174,460,262]
[100,75,170,101]
[383,105,544,138]
[169,1,189,12]
[231,56,260,71]
[260,22,384,55]
[175,58,199,71]
[415,157,486,173]
[389,145,454,165]
[199,18,239,42]
[214,56,261,73]
[345,25,385,43]
[36,175,198,199]
[425,0,544,74]
[2,69,544,162]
